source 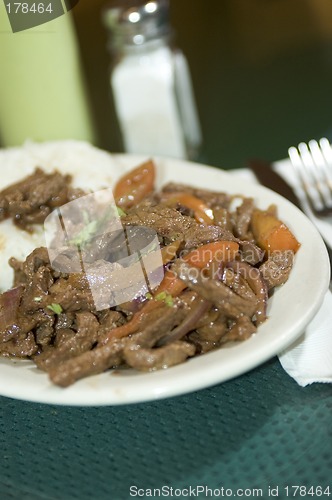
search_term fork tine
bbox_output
[319,137,332,192]
[288,144,324,212]
[308,140,332,209]
[298,141,328,211]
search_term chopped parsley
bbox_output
[145,291,173,306]
[47,303,63,315]
[68,219,99,247]
[117,206,126,217]
[155,291,174,307]
[68,206,126,248]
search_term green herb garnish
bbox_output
[155,291,174,307]
[47,303,63,315]
[68,219,100,247]
[117,206,126,217]
[68,205,126,248]
[69,208,112,247]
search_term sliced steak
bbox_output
[182,224,235,249]
[123,302,194,370]
[34,311,99,370]
[124,340,195,371]
[122,204,196,241]
[0,168,84,230]
[0,332,37,358]
[234,198,254,238]
[259,250,295,290]
[161,182,231,208]
[220,315,257,343]
[173,261,258,318]
[239,240,265,265]
[122,203,236,246]
[48,277,95,312]
[48,337,126,387]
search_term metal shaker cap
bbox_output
[102,0,171,46]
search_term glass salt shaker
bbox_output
[102,0,202,160]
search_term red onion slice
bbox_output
[157,297,211,346]
[0,285,23,332]
[225,261,268,325]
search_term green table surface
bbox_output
[1,2,332,498]
[0,359,331,499]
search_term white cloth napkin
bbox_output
[232,167,332,387]
[278,291,332,386]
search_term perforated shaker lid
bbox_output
[102,0,171,46]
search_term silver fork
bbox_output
[288,138,332,217]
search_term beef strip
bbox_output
[122,301,194,371]
[122,204,196,241]
[48,337,126,387]
[125,340,195,371]
[0,284,39,355]
[172,261,258,318]
[48,300,193,386]
[122,204,236,246]
[20,266,54,312]
[194,318,228,343]
[161,182,231,208]
[54,328,77,348]
[259,250,294,290]
[239,240,265,265]
[34,311,100,370]
[220,315,257,343]
[9,246,51,286]
[212,206,233,231]
[97,310,126,334]
[48,277,95,312]
[189,312,228,354]
[234,198,254,238]
[46,308,163,386]
[0,309,51,346]
[182,224,236,249]
[221,268,257,301]
[54,311,76,331]
[34,313,55,346]
[0,332,37,358]
[0,168,84,230]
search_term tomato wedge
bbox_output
[114,160,155,208]
[160,192,214,224]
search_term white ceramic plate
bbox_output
[0,141,330,405]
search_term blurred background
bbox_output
[2,0,332,168]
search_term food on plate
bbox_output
[0,160,300,387]
[251,208,301,253]
[0,168,84,230]
[113,159,155,208]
